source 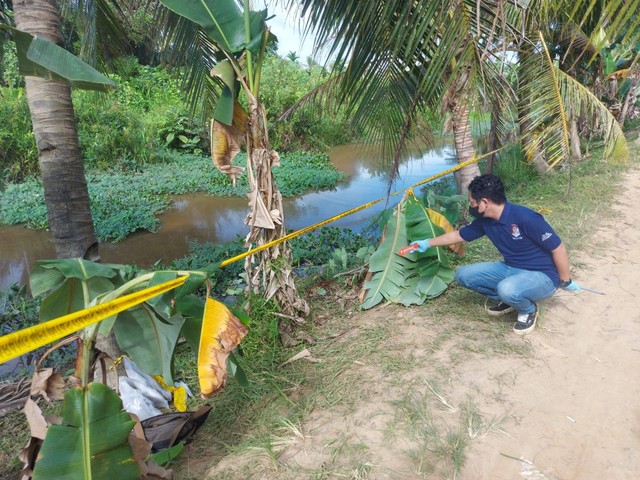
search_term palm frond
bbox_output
[59,0,130,68]
[520,31,629,169]
[277,74,343,122]
[556,68,629,163]
[154,7,222,123]
[518,33,571,169]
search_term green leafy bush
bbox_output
[289,226,379,268]
[157,108,208,155]
[0,55,364,184]
[73,62,188,170]
[1,42,23,88]
[0,89,38,182]
[252,54,360,152]
[74,91,153,170]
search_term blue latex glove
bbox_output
[561,280,581,291]
[413,239,431,253]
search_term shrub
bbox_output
[0,89,38,183]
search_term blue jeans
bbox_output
[454,262,556,314]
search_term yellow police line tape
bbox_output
[220,148,501,268]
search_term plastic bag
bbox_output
[119,376,161,421]
[119,357,171,420]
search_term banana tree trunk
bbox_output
[450,93,481,191]
[14,0,99,261]
[244,100,309,321]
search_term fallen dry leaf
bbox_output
[280,349,321,367]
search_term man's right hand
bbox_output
[413,239,431,253]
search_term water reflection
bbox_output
[0,142,455,289]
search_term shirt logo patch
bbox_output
[541,232,552,241]
[511,224,521,239]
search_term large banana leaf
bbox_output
[145,271,179,319]
[404,193,449,268]
[425,207,465,257]
[210,60,239,125]
[361,192,456,310]
[158,0,267,55]
[113,307,185,385]
[0,25,116,91]
[38,277,116,323]
[32,383,139,480]
[175,294,206,352]
[404,194,454,300]
[30,259,118,297]
[361,211,417,310]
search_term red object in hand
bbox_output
[398,244,419,256]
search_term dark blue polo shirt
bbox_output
[459,202,562,285]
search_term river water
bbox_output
[0,142,456,289]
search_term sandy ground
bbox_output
[201,167,640,480]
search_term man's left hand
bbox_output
[561,280,581,291]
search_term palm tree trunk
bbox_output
[14,0,99,261]
[569,116,582,160]
[619,66,639,126]
[518,43,549,175]
[450,94,481,191]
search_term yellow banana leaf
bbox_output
[426,208,465,257]
[198,298,248,398]
[0,277,187,365]
[211,100,248,185]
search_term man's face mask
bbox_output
[468,198,486,218]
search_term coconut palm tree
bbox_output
[282,0,520,190]
[515,1,640,172]
[12,0,99,260]
[7,0,135,260]
[289,0,640,179]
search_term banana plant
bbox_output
[361,191,456,309]
[158,0,309,321]
[1,259,249,479]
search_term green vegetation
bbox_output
[1,0,638,476]
[0,151,343,241]
[0,54,358,184]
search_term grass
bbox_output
[0,139,638,479]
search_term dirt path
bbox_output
[201,167,640,480]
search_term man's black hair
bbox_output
[468,174,506,204]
